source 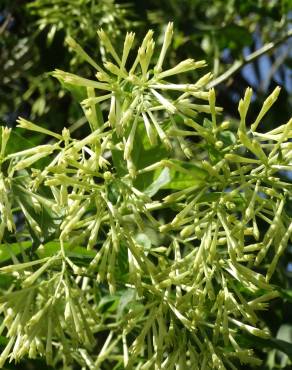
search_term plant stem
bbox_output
[207,28,292,89]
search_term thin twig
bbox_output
[207,28,292,89]
[260,44,292,91]
[0,14,12,35]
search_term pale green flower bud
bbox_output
[66,36,104,73]
[208,88,217,128]
[230,317,270,338]
[121,32,135,69]
[266,221,292,281]
[108,95,116,127]
[97,29,121,65]
[53,70,111,91]
[215,140,223,149]
[195,72,212,88]
[81,93,112,108]
[158,59,206,79]
[14,146,56,171]
[104,61,127,78]
[251,86,281,131]
[142,112,157,145]
[0,336,15,368]
[147,111,171,149]
[130,30,154,74]
[225,153,259,164]
[150,89,176,113]
[17,117,62,140]
[28,338,38,359]
[1,126,11,157]
[154,22,173,73]
[138,39,155,77]
[23,258,57,287]
[150,83,200,91]
[238,87,253,130]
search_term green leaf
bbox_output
[217,24,252,51]
[243,334,292,360]
[4,128,45,156]
[37,241,96,260]
[144,167,171,196]
[0,241,31,264]
[98,294,120,313]
[111,147,127,177]
[117,289,136,318]
[133,122,169,190]
[0,335,8,347]
[162,159,207,190]
[267,338,292,359]
[206,144,224,164]
[0,240,95,265]
[0,274,15,289]
[280,289,292,302]
[112,121,169,189]
[11,179,61,252]
[218,130,237,147]
[53,75,87,102]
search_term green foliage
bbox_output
[0,24,291,369]
[143,0,291,77]
[0,0,133,124]
[28,0,133,43]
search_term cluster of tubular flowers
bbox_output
[0,25,291,370]
[0,253,107,368]
[53,23,221,176]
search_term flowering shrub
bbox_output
[0,23,291,369]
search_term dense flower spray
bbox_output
[0,23,291,369]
